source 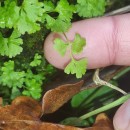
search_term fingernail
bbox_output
[113,99,130,130]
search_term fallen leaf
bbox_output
[84,113,114,130]
[42,80,84,114]
[0,96,114,130]
[0,96,42,130]
[0,96,84,130]
[29,123,84,130]
[93,113,114,129]
[12,96,42,118]
[0,97,3,106]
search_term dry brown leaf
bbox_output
[93,113,114,129]
[0,96,114,130]
[28,123,84,130]
[0,97,3,106]
[0,96,42,130]
[0,96,84,130]
[42,80,84,114]
[84,113,114,130]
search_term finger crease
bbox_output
[111,16,119,65]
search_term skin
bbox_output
[44,13,130,130]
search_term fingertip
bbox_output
[113,99,130,130]
[44,32,70,69]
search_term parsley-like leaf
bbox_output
[45,0,75,32]
[45,14,71,32]
[76,0,106,18]
[43,1,55,12]
[0,60,25,88]
[53,33,87,78]
[0,30,23,58]
[30,53,42,67]
[54,38,69,56]
[23,69,44,99]
[71,34,86,54]
[16,0,44,34]
[0,0,44,34]
[0,1,19,28]
[64,58,87,78]
[55,0,75,21]
[22,79,42,99]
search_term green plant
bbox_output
[0,0,129,129]
[0,57,54,101]
[54,33,87,78]
[52,0,106,78]
[60,78,129,127]
[0,0,106,103]
[76,0,106,17]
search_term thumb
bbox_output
[113,99,130,130]
[44,13,130,69]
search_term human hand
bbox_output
[44,13,130,130]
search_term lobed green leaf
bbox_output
[71,34,86,54]
[30,53,42,67]
[45,0,75,32]
[0,30,23,58]
[64,58,87,78]
[0,60,25,88]
[54,38,69,56]
[76,0,106,18]
[0,1,19,28]
[0,0,44,34]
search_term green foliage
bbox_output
[44,0,76,32]
[0,30,23,58]
[71,34,86,54]
[60,117,89,127]
[0,1,19,28]
[0,0,106,58]
[60,81,119,126]
[43,1,55,12]
[23,69,44,99]
[0,60,25,101]
[0,61,25,88]
[0,0,44,34]
[11,87,22,100]
[0,55,55,101]
[16,0,44,34]
[54,38,69,56]
[45,14,71,32]
[58,81,121,127]
[54,33,87,78]
[64,58,87,78]
[76,0,106,18]
[1,0,125,128]
[0,0,77,33]
[71,81,119,110]
[30,53,42,67]
[0,0,107,103]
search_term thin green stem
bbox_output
[80,94,130,120]
[63,32,76,62]
[113,67,130,80]
[63,33,69,42]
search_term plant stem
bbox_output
[93,69,127,95]
[62,32,76,62]
[63,32,69,42]
[80,93,130,120]
[113,67,130,80]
